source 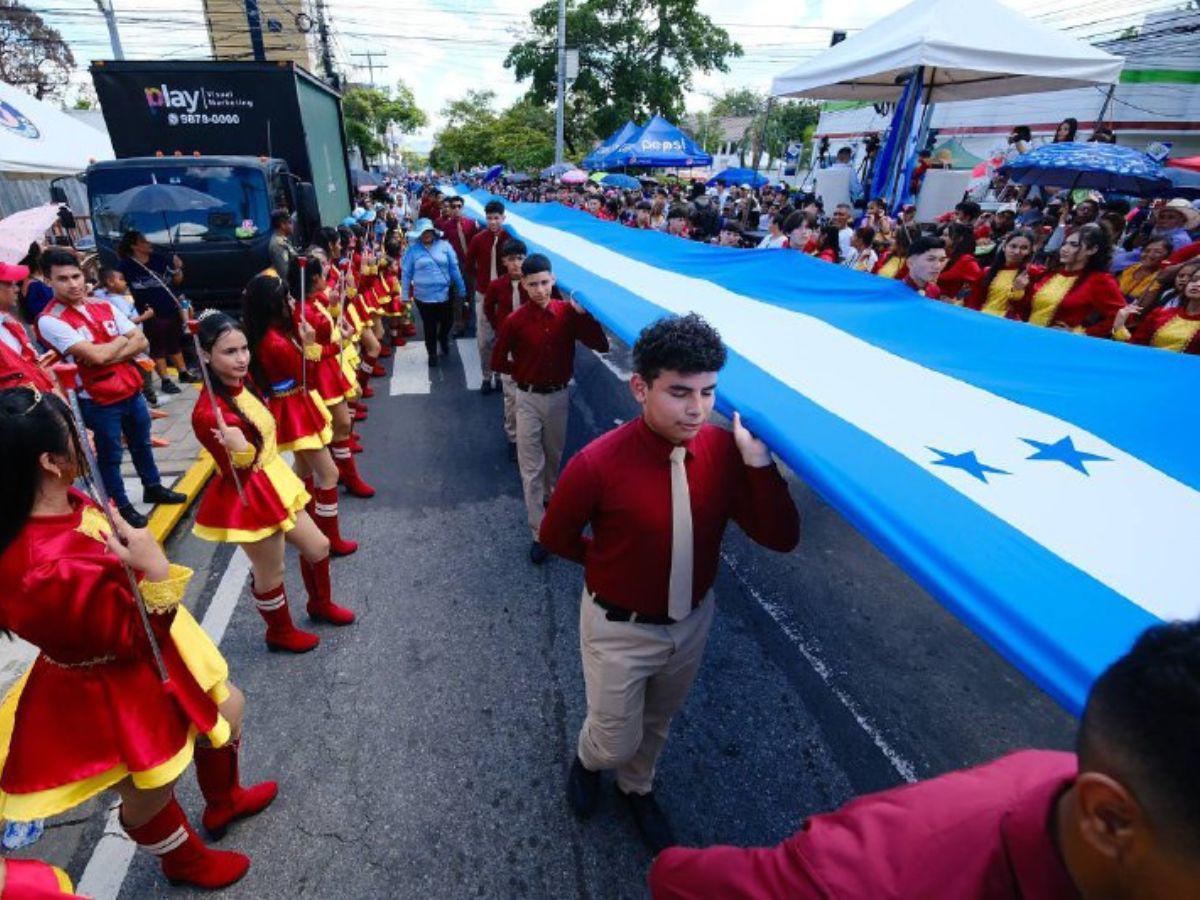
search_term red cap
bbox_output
[0,262,30,282]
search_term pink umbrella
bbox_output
[0,203,60,264]
[560,169,589,184]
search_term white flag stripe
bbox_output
[389,344,432,395]
[472,198,1200,623]
[456,338,484,389]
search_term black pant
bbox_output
[415,299,453,356]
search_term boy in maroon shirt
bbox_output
[540,314,799,854]
[650,620,1200,899]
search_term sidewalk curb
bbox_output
[147,448,214,545]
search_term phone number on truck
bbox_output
[168,113,241,125]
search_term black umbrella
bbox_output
[98,182,225,247]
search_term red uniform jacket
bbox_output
[964,264,1046,316]
[937,253,984,301]
[436,215,478,264]
[1127,306,1200,353]
[38,299,143,404]
[1014,270,1126,336]
[483,275,563,331]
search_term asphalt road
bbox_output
[112,331,1076,899]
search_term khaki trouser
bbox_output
[515,386,569,537]
[577,588,716,795]
[501,374,517,444]
[475,292,495,379]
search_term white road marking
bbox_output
[200,549,252,642]
[76,549,252,900]
[389,344,431,395]
[456,338,483,390]
[721,551,919,783]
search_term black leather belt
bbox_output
[516,381,568,394]
[591,593,675,626]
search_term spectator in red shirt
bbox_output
[466,200,511,389]
[937,222,984,301]
[650,619,1200,900]
[812,225,842,264]
[902,235,948,299]
[541,314,799,856]
[490,254,608,562]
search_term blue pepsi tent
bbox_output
[605,115,712,169]
[581,121,640,170]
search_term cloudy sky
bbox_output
[30,0,1160,150]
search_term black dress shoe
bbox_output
[618,788,677,856]
[117,504,149,529]
[143,484,187,505]
[160,378,182,395]
[529,540,549,565]
[566,756,600,819]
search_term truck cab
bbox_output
[83,155,319,308]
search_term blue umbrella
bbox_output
[601,173,642,190]
[1153,166,1200,200]
[706,167,769,188]
[541,162,573,178]
[998,142,1171,195]
[482,165,504,184]
[99,182,224,216]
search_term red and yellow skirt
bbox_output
[313,352,354,407]
[0,573,230,821]
[193,455,310,544]
[268,386,333,452]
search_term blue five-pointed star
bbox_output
[928,448,1010,483]
[1022,436,1110,475]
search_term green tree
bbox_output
[0,0,74,100]
[505,0,741,146]
[710,87,762,119]
[431,94,558,172]
[342,80,427,166]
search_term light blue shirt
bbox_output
[401,239,467,303]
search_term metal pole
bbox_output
[243,0,267,62]
[93,0,124,59]
[315,0,338,87]
[554,0,566,165]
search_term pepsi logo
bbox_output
[0,100,39,140]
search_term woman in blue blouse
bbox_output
[401,219,467,365]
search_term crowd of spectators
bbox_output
[461,148,1200,355]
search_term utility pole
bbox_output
[314,0,338,87]
[242,0,266,61]
[352,51,385,88]
[554,0,566,164]
[93,0,124,59]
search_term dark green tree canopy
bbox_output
[431,92,557,172]
[342,81,427,166]
[505,0,742,145]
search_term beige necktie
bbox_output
[489,235,499,281]
[667,446,693,622]
[511,280,521,311]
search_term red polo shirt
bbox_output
[490,299,608,387]
[539,418,800,616]
[904,275,942,300]
[436,214,478,264]
[467,227,512,292]
[483,275,564,331]
[649,750,1080,900]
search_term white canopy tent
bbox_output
[770,0,1123,102]
[0,81,113,177]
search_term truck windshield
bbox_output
[89,164,270,244]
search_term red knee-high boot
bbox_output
[193,738,279,838]
[252,582,319,653]
[123,796,250,889]
[377,343,393,358]
[301,555,356,625]
[312,484,358,556]
[351,400,369,421]
[356,354,376,398]
[331,439,375,497]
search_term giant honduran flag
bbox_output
[458,187,1199,716]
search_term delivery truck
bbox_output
[72,60,354,307]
